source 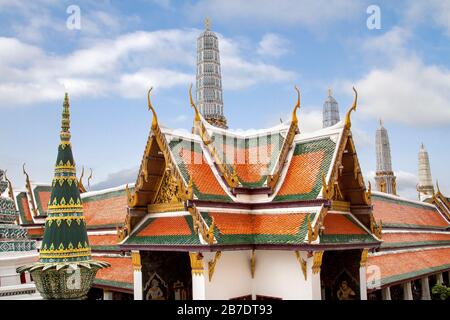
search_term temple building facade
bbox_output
[7,21,450,300]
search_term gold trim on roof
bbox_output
[189,84,239,188]
[344,87,358,130]
[268,86,301,190]
[208,251,221,281]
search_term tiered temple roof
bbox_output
[367,191,450,290]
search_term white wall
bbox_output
[201,250,319,300]
[253,250,317,300]
[203,250,253,300]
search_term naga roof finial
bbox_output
[189,84,201,122]
[147,87,158,129]
[87,168,93,191]
[291,86,301,125]
[344,87,358,130]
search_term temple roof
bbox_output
[367,247,450,288]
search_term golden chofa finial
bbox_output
[189,84,201,122]
[78,166,86,193]
[205,17,211,30]
[87,168,93,191]
[344,87,358,130]
[60,92,71,143]
[291,86,301,125]
[147,87,158,129]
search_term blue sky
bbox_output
[0,0,449,199]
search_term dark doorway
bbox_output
[320,250,361,300]
[141,251,192,300]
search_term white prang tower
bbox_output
[375,120,397,195]
[322,88,340,128]
[196,18,228,129]
[417,143,434,201]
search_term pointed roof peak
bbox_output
[205,17,211,31]
[327,87,333,97]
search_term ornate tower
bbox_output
[375,120,397,194]
[417,143,434,201]
[196,18,227,128]
[322,88,340,128]
[17,93,109,299]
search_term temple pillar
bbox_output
[381,287,391,300]
[190,252,206,300]
[131,251,143,300]
[359,249,368,300]
[25,272,31,284]
[403,282,413,300]
[436,273,444,285]
[103,290,113,300]
[421,277,431,300]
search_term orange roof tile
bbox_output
[372,197,448,228]
[21,196,33,223]
[27,227,44,235]
[209,212,307,235]
[277,151,325,196]
[181,149,227,196]
[95,256,133,285]
[83,192,128,227]
[137,216,192,236]
[323,214,366,235]
[88,234,118,247]
[367,248,450,286]
[382,232,450,243]
[36,191,50,213]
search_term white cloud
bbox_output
[257,34,290,58]
[341,27,450,126]
[189,0,365,28]
[350,57,450,126]
[0,29,295,107]
[405,1,450,36]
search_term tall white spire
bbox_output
[417,143,434,201]
[375,119,397,194]
[196,18,227,128]
[322,88,340,128]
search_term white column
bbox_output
[103,290,113,300]
[359,266,368,300]
[381,287,391,300]
[421,277,431,300]
[436,273,444,285]
[190,252,206,300]
[403,282,413,300]
[131,251,143,300]
[309,251,323,300]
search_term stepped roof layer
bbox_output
[123,89,379,251]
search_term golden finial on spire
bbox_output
[344,87,358,130]
[291,86,301,125]
[60,92,71,143]
[328,87,332,97]
[205,17,211,30]
[189,84,201,122]
[147,87,158,129]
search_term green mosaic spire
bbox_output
[39,93,90,263]
[17,93,108,300]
